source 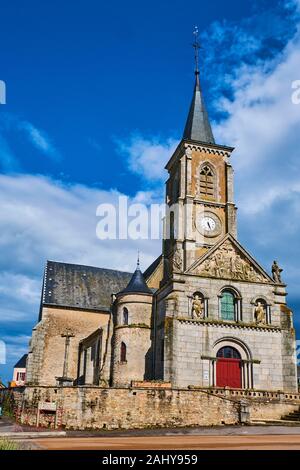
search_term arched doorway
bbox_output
[216,346,242,389]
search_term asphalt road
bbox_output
[3,416,300,450]
[32,434,300,450]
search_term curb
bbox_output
[0,431,66,439]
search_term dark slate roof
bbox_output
[144,255,162,280]
[183,72,215,144]
[14,354,28,369]
[43,261,132,312]
[119,265,153,295]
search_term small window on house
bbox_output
[120,342,127,362]
[17,372,26,381]
[200,166,215,198]
[123,307,129,325]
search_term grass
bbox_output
[0,439,19,450]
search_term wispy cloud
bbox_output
[19,121,61,161]
[0,113,61,171]
[0,134,19,172]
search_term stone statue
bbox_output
[254,302,266,325]
[192,294,204,319]
[272,260,283,284]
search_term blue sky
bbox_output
[1,0,300,384]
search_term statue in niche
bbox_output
[254,301,266,325]
[192,294,204,319]
[272,260,283,284]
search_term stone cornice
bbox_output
[165,139,234,172]
[176,317,281,332]
[201,355,261,364]
[115,324,151,330]
[184,141,233,157]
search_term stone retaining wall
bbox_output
[1,386,299,430]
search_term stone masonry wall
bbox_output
[6,386,239,430]
[27,307,111,387]
[2,386,300,431]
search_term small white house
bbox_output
[12,354,27,387]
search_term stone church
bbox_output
[26,61,298,394]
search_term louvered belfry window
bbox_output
[200,166,214,197]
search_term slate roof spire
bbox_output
[119,254,152,295]
[183,27,215,144]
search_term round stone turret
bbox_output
[111,261,153,387]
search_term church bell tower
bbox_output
[163,29,237,276]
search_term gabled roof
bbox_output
[42,261,132,313]
[186,234,274,284]
[183,72,215,144]
[14,354,28,369]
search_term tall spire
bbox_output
[183,27,215,144]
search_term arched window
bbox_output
[170,211,175,240]
[120,342,127,362]
[217,346,241,359]
[220,290,235,321]
[123,307,128,325]
[200,165,215,198]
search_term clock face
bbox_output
[201,216,216,232]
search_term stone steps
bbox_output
[280,408,300,422]
[251,419,300,426]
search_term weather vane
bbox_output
[193,26,201,74]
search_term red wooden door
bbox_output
[216,358,242,389]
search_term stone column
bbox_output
[84,347,94,385]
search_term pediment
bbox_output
[186,235,273,284]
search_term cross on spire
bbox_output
[182,27,215,144]
[193,26,201,75]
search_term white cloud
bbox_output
[117,134,178,182]
[0,172,161,288]
[0,273,41,306]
